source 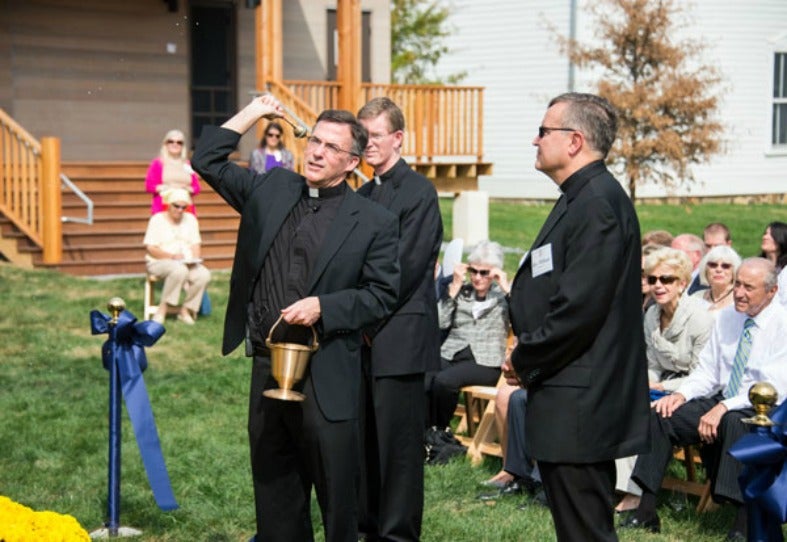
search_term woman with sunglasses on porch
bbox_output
[426,240,511,431]
[615,247,715,514]
[145,129,201,215]
[248,121,295,174]
[692,245,742,313]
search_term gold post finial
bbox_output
[107,297,126,325]
[741,382,778,427]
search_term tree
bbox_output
[391,0,466,84]
[553,0,724,201]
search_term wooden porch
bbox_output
[0,0,492,276]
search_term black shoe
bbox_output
[532,488,548,507]
[521,477,542,497]
[477,478,524,501]
[499,479,525,496]
[618,512,661,533]
[517,488,549,510]
[725,530,746,542]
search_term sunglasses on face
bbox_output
[266,132,281,138]
[171,203,188,210]
[538,126,577,138]
[166,139,184,145]
[707,261,733,270]
[647,275,679,286]
[468,266,491,277]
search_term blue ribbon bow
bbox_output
[90,309,178,511]
[729,401,787,542]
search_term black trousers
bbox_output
[249,355,359,542]
[631,394,752,504]
[358,354,424,542]
[539,460,618,542]
[425,346,500,428]
[505,389,538,482]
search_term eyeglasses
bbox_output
[166,139,184,145]
[538,126,577,139]
[467,266,491,277]
[306,135,357,157]
[368,132,394,141]
[266,132,281,139]
[707,261,733,270]
[171,203,188,210]
[647,275,679,286]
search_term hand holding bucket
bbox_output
[262,315,320,401]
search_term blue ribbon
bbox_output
[90,309,179,511]
[729,401,787,542]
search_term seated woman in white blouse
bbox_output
[615,247,715,514]
[144,188,211,325]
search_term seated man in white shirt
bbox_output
[621,257,787,542]
[144,187,211,325]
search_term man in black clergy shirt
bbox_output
[502,93,650,541]
[355,97,443,541]
[191,94,400,542]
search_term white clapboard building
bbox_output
[436,0,787,200]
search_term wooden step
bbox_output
[42,254,235,277]
[30,239,234,260]
[7,162,242,276]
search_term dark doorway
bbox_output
[326,10,371,82]
[190,2,237,150]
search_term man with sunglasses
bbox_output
[504,93,650,541]
[192,94,400,542]
[355,97,443,542]
[625,258,787,541]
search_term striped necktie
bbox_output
[724,318,756,398]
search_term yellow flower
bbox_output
[0,495,89,542]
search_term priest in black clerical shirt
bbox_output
[192,94,400,542]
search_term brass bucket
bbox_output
[262,315,319,401]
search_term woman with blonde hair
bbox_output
[616,247,715,515]
[145,129,201,215]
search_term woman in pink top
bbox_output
[145,129,201,214]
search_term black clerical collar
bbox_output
[303,181,347,200]
[559,160,606,198]
[373,158,406,185]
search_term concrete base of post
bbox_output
[89,526,143,538]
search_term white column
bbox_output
[452,191,489,247]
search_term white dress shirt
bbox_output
[677,300,787,411]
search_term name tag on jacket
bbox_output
[531,244,554,277]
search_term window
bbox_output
[773,52,787,145]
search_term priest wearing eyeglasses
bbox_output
[504,93,650,541]
[192,94,400,542]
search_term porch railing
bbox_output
[280,80,485,163]
[0,108,62,263]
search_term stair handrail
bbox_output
[60,172,94,225]
[250,83,370,186]
[0,108,62,263]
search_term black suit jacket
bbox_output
[192,126,400,421]
[357,159,443,376]
[509,161,650,463]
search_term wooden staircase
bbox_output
[0,162,238,276]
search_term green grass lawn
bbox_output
[1,200,786,541]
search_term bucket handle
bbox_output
[266,314,320,352]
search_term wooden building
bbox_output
[0,0,491,276]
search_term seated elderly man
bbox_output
[143,187,211,325]
[621,258,787,541]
